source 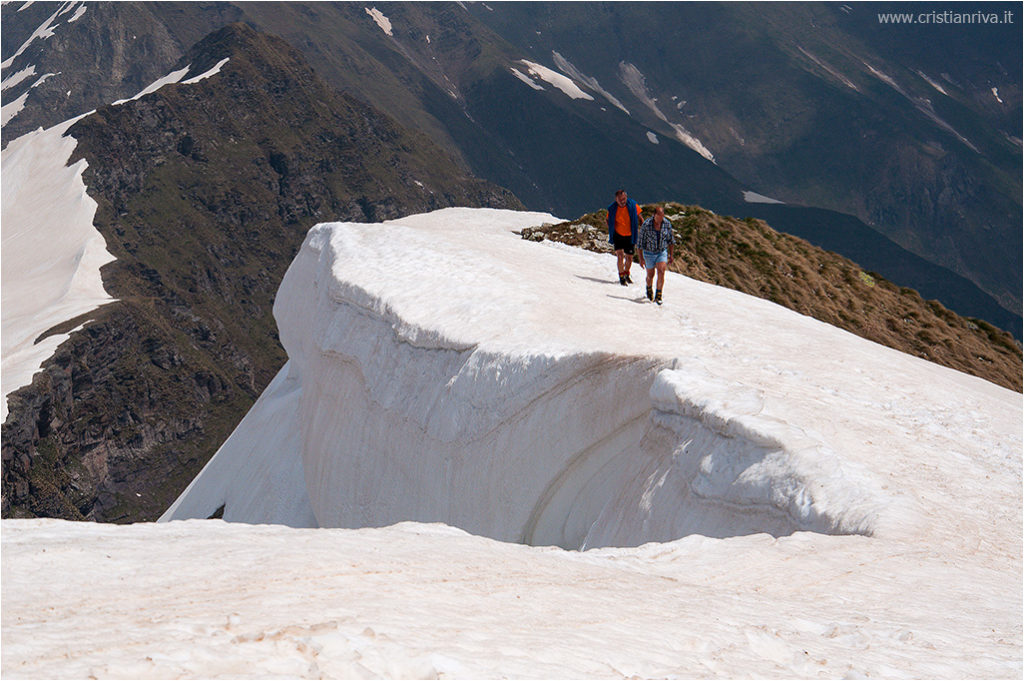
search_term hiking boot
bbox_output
[619,274,627,286]
[655,289,663,306]
[625,273,633,284]
[646,285,654,301]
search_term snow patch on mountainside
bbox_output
[510,67,544,91]
[917,70,949,96]
[1,57,233,417]
[1,64,35,91]
[1,68,57,127]
[183,58,229,84]
[112,59,227,106]
[797,47,860,92]
[65,2,86,22]
[551,51,629,114]
[861,60,979,152]
[518,60,593,101]
[617,61,715,162]
[365,7,393,37]
[1,116,114,419]
[1,90,29,127]
[743,190,784,204]
[0,1,63,69]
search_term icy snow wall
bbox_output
[163,209,911,549]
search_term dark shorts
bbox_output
[612,232,635,255]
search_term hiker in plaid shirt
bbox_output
[637,206,675,305]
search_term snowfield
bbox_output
[3,208,1022,677]
[0,116,114,419]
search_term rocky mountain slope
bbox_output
[523,203,1021,392]
[3,2,1019,338]
[1,23,520,522]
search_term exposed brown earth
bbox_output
[522,203,1021,392]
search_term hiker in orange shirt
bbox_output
[606,189,642,286]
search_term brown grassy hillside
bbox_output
[522,203,1021,392]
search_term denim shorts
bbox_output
[643,249,668,268]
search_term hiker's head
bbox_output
[615,189,627,205]
[654,206,665,218]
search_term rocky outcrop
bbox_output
[1,24,521,522]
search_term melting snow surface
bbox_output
[992,87,1004,104]
[646,131,659,144]
[4,207,1022,677]
[365,6,393,37]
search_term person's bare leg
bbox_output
[655,262,667,303]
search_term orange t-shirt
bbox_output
[614,203,640,236]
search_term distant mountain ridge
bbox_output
[2,2,1019,337]
[1,23,520,522]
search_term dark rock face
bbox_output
[1,23,522,522]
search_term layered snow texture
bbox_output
[163,208,1019,552]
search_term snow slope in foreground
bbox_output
[4,208,1021,677]
[2,516,1020,679]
